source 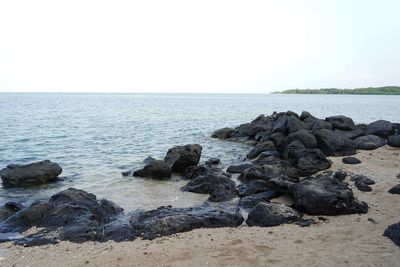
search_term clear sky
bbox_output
[0,0,399,93]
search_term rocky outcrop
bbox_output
[246,202,302,227]
[292,174,368,215]
[0,160,62,186]
[164,144,203,174]
[129,204,244,240]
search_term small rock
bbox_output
[388,184,400,194]
[342,157,361,165]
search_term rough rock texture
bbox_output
[164,144,202,174]
[387,135,400,147]
[0,160,62,186]
[0,202,23,222]
[181,165,236,202]
[383,222,400,247]
[366,120,393,138]
[129,204,244,240]
[238,190,281,210]
[247,141,276,159]
[326,115,356,131]
[388,184,400,194]
[133,160,172,179]
[292,175,368,215]
[342,157,361,165]
[246,202,301,227]
[313,129,356,156]
[285,129,318,148]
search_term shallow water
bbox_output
[0,93,399,210]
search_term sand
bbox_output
[1,146,399,267]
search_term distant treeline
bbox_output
[275,86,400,95]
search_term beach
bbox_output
[1,146,399,267]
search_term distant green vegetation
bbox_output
[275,86,400,95]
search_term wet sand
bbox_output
[1,146,400,267]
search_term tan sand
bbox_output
[1,146,400,267]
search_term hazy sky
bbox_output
[0,0,399,93]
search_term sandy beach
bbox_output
[1,146,399,267]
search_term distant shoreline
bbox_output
[274,86,400,95]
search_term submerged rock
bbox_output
[133,160,172,179]
[211,128,234,139]
[246,202,301,227]
[383,222,400,247]
[129,204,244,240]
[293,175,368,215]
[0,160,62,186]
[164,144,202,174]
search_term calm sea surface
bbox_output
[0,93,399,210]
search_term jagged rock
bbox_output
[268,132,287,152]
[246,202,301,227]
[313,129,356,156]
[133,160,172,179]
[164,144,202,174]
[334,169,348,180]
[239,164,286,182]
[211,128,234,139]
[285,129,318,148]
[353,135,386,150]
[366,120,393,138]
[326,115,356,131]
[129,204,244,240]
[342,157,361,165]
[0,160,62,186]
[226,163,253,174]
[181,165,236,202]
[293,175,368,215]
[272,115,289,134]
[0,188,123,239]
[238,190,281,209]
[387,135,400,147]
[383,222,400,247]
[388,184,400,194]
[247,141,277,159]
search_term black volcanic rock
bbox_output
[293,175,368,215]
[133,160,172,179]
[129,204,244,240]
[387,135,400,147]
[388,184,400,194]
[313,129,356,156]
[326,115,356,131]
[164,144,202,174]
[366,120,393,138]
[246,202,302,227]
[0,160,62,187]
[353,135,386,150]
[384,222,400,247]
[342,157,361,165]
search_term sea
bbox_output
[0,93,399,211]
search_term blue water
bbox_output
[0,93,399,210]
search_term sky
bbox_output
[0,0,399,93]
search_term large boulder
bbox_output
[285,129,318,148]
[353,135,385,150]
[366,120,393,138]
[287,116,308,133]
[164,144,202,173]
[1,188,123,235]
[326,115,356,131]
[239,190,281,210]
[384,222,400,247]
[247,141,276,159]
[129,204,244,240]
[181,165,236,202]
[246,202,301,227]
[292,175,368,215]
[387,135,400,147]
[0,160,62,186]
[211,128,234,139]
[133,160,172,179]
[313,129,356,156]
[237,179,276,197]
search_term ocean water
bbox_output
[0,93,399,210]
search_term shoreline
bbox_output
[1,146,400,266]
